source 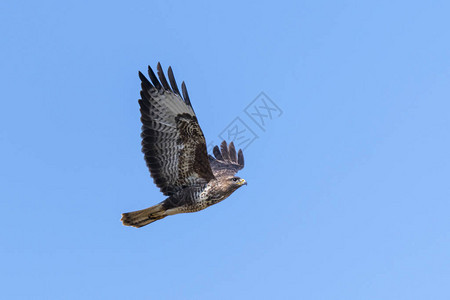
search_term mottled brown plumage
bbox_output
[121,63,246,228]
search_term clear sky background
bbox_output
[1,0,450,299]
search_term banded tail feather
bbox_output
[121,203,167,228]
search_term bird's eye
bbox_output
[232,178,238,182]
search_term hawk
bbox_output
[121,63,247,228]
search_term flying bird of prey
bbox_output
[121,63,247,228]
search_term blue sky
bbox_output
[1,0,450,299]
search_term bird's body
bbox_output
[121,63,247,228]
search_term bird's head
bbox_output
[228,176,247,190]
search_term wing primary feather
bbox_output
[148,66,162,90]
[167,66,181,96]
[181,81,192,106]
[138,98,149,111]
[220,140,229,160]
[228,142,237,162]
[157,62,171,91]
[139,71,153,90]
[213,145,223,160]
[238,149,244,167]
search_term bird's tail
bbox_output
[121,203,167,228]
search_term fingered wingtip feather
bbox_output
[228,142,237,162]
[139,71,153,90]
[213,145,223,160]
[167,66,181,96]
[181,81,192,106]
[220,140,229,160]
[148,65,162,90]
[138,71,147,82]
[157,62,171,90]
[237,149,244,167]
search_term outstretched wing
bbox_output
[139,63,215,196]
[208,141,245,177]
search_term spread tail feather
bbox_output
[121,203,167,228]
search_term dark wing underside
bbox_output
[209,141,245,177]
[139,63,215,196]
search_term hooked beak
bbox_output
[238,178,247,186]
